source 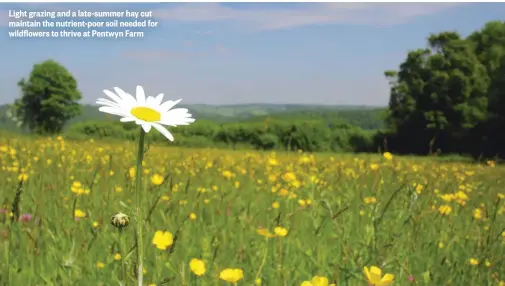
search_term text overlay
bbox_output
[7,9,159,39]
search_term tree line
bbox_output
[64,118,376,153]
[5,21,505,158]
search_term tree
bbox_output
[463,21,505,157]
[13,59,82,134]
[384,31,490,154]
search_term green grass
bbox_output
[1,133,504,285]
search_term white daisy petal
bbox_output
[161,115,195,126]
[136,85,146,105]
[97,102,121,110]
[113,87,136,105]
[141,123,152,133]
[98,106,130,117]
[96,98,121,108]
[103,89,124,105]
[159,99,182,112]
[160,112,195,126]
[120,116,137,122]
[152,122,174,141]
[169,108,189,114]
[153,93,164,106]
[96,98,118,105]
[179,118,196,125]
[97,103,118,109]
[161,108,189,118]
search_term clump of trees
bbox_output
[10,59,82,134]
[382,21,505,158]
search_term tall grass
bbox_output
[0,134,504,285]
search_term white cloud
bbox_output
[152,3,464,30]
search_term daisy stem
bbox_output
[135,128,146,286]
[119,228,127,285]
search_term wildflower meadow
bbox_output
[1,133,504,285]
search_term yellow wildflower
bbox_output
[222,170,233,179]
[438,205,452,216]
[189,258,206,276]
[219,268,244,283]
[282,172,296,182]
[363,266,394,286]
[74,209,86,218]
[274,227,288,237]
[151,173,164,185]
[301,276,335,286]
[473,208,483,220]
[152,231,173,250]
[257,228,276,238]
[18,173,28,182]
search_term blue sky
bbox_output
[0,3,504,106]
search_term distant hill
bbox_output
[174,103,383,120]
[0,103,386,132]
[243,108,385,130]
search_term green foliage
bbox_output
[383,21,505,158]
[65,119,377,153]
[13,59,82,134]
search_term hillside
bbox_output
[0,103,386,131]
[243,109,385,130]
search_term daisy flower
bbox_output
[96,85,195,141]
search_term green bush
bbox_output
[64,119,382,153]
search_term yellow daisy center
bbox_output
[131,107,161,122]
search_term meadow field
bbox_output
[1,133,504,286]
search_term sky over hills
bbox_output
[0,3,504,106]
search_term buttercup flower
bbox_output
[301,276,335,286]
[219,268,244,283]
[363,266,394,286]
[274,226,288,237]
[469,258,479,265]
[74,209,86,218]
[152,231,173,250]
[96,85,195,141]
[257,228,276,238]
[189,258,206,276]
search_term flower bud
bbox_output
[110,212,129,229]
